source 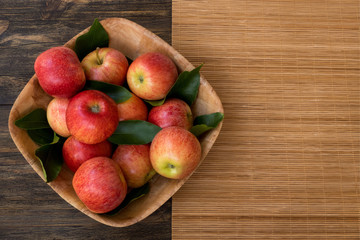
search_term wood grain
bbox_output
[172,0,360,239]
[0,0,172,239]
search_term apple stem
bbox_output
[96,47,102,65]
[89,104,100,113]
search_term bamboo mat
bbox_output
[172,0,360,239]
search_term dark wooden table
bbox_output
[0,1,172,239]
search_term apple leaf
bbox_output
[103,182,150,216]
[167,64,203,106]
[190,112,224,137]
[144,98,166,107]
[14,108,60,146]
[84,80,132,103]
[74,18,109,61]
[27,128,58,146]
[35,135,65,183]
[15,108,50,130]
[108,120,162,145]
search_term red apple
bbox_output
[150,126,201,179]
[148,98,193,130]
[34,46,86,98]
[81,47,129,86]
[117,92,148,121]
[127,52,178,100]
[66,90,118,144]
[62,136,113,172]
[112,144,156,188]
[46,97,71,137]
[72,157,127,213]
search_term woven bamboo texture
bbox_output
[172,0,360,239]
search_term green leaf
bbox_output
[15,108,58,146]
[193,112,224,126]
[27,128,57,146]
[108,120,162,145]
[190,112,224,137]
[15,108,50,130]
[35,135,64,183]
[167,64,203,106]
[190,125,213,137]
[103,183,150,216]
[144,98,166,107]
[84,80,132,103]
[74,18,109,61]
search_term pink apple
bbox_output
[34,46,86,98]
[46,97,71,137]
[72,157,127,213]
[117,92,148,121]
[148,98,193,130]
[62,136,113,172]
[150,126,202,179]
[127,52,178,100]
[66,90,118,144]
[112,144,156,188]
[81,47,129,86]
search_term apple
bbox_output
[150,126,201,179]
[117,92,148,121]
[62,136,113,172]
[72,157,127,213]
[112,144,156,188]
[46,97,71,137]
[148,98,193,130]
[127,52,178,100]
[34,46,86,98]
[66,90,118,144]
[81,47,129,86]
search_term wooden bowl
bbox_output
[8,18,224,227]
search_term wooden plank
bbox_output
[172,0,360,239]
[0,0,172,239]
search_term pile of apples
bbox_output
[34,46,202,214]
